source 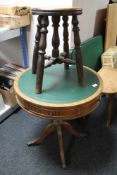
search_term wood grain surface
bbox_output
[98,67,117,94]
[105,4,117,50]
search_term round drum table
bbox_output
[14,65,102,168]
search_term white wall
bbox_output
[26,0,73,66]
[0,38,23,66]
[0,0,109,67]
[0,0,73,67]
[73,0,109,43]
[0,1,24,66]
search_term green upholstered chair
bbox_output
[70,35,104,71]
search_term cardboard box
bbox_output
[101,46,117,68]
[0,63,25,107]
[0,86,17,107]
[0,5,30,16]
[0,14,30,29]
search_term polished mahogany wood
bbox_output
[63,16,69,69]
[36,16,49,93]
[32,16,42,74]
[32,7,82,16]
[72,15,84,84]
[52,16,60,57]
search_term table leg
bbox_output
[55,120,66,169]
[107,94,114,127]
[27,120,87,168]
[27,123,55,146]
[62,121,87,138]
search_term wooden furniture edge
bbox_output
[98,67,117,94]
[14,66,103,108]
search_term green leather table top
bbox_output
[17,65,101,104]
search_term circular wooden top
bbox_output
[32,7,82,16]
[14,65,102,120]
[98,67,117,94]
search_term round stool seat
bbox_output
[32,7,82,16]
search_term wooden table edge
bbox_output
[14,66,103,108]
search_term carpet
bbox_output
[0,97,117,175]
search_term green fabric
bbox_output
[70,35,103,71]
[18,65,100,104]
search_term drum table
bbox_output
[14,65,102,168]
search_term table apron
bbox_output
[16,94,101,120]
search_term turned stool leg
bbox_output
[36,16,49,93]
[72,15,84,84]
[52,16,60,57]
[63,16,69,70]
[32,16,41,74]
